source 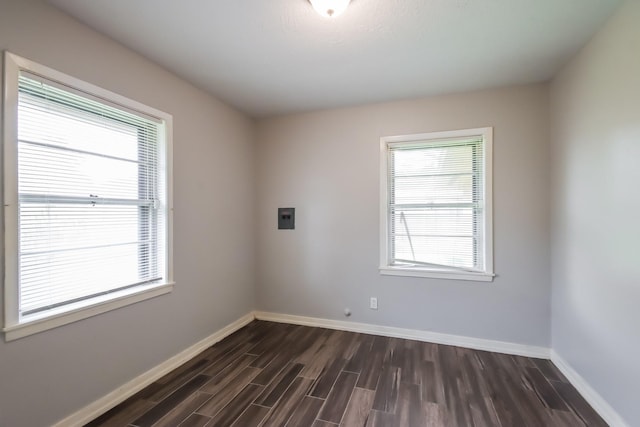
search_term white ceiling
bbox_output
[49,0,621,118]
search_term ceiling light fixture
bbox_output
[309,0,351,18]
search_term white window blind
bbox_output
[381,128,493,281]
[16,72,166,317]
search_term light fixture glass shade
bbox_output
[309,0,351,18]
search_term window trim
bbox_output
[2,51,174,341]
[379,127,494,282]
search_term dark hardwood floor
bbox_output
[85,321,607,426]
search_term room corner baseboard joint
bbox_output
[52,312,255,427]
[550,350,629,427]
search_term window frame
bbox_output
[379,127,494,282]
[2,52,174,341]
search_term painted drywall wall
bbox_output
[550,1,640,425]
[255,84,551,347]
[0,1,255,426]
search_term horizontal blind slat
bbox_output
[389,137,485,270]
[16,72,165,317]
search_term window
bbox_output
[379,128,493,281]
[3,52,173,340]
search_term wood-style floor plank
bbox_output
[152,391,211,427]
[422,401,448,427]
[371,365,401,413]
[229,404,270,427]
[394,382,423,427]
[284,396,324,427]
[195,367,261,417]
[308,357,347,399]
[317,371,358,424]
[200,343,255,378]
[83,321,608,427]
[365,410,395,427]
[356,350,384,390]
[253,352,293,386]
[178,413,210,427]
[551,380,609,427]
[200,354,256,394]
[131,374,211,427]
[209,384,264,427]
[525,367,570,411]
[339,388,375,427]
[254,363,304,407]
[261,376,314,427]
[84,396,154,427]
[534,358,568,382]
[344,335,373,374]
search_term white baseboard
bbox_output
[550,350,629,427]
[253,311,550,359]
[56,311,625,427]
[53,312,255,427]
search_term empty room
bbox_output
[0,0,638,426]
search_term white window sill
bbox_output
[379,266,495,282]
[3,282,174,341]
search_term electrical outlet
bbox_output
[370,297,378,310]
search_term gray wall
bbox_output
[0,1,256,426]
[3,0,635,425]
[550,1,640,425]
[255,84,551,347]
